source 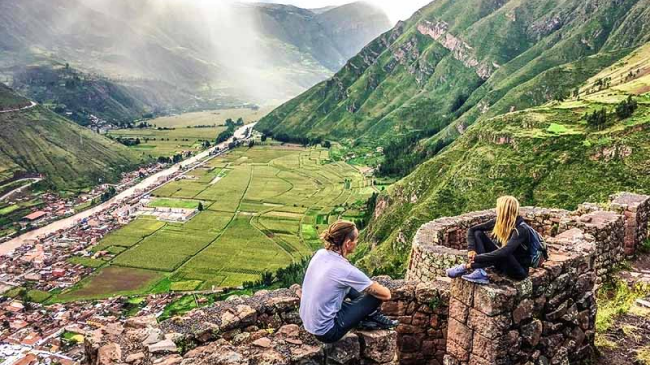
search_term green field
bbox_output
[107,126,226,158]
[148,198,201,210]
[55,145,377,301]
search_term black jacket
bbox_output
[467,216,531,266]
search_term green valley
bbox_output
[55,144,376,301]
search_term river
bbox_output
[0,123,255,256]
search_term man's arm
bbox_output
[364,282,392,301]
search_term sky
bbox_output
[244,0,432,24]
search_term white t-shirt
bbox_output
[299,249,373,335]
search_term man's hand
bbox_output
[364,282,392,301]
[468,250,477,263]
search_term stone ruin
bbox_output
[85,192,649,365]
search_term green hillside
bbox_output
[0,86,143,189]
[256,0,650,150]
[354,43,650,275]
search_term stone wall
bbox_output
[85,280,452,365]
[378,278,450,365]
[566,211,625,283]
[443,228,598,365]
[609,192,650,257]
[408,193,650,284]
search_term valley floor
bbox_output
[55,144,376,301]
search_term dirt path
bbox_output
[0,178,42,201]
[596,254,650,365]
[0,101,37,114]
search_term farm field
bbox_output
[56,145,377,301]
[148,108,275,128]
[107,126,225,158]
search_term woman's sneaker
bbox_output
[446,264,468,278]
[462,269,489,285]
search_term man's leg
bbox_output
[323,294,382,343]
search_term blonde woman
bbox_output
[300,221,398,343]
[446,196,532,284]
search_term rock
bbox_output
[125,316,158,329]
[277,324,300,338]
[357,330,397,363]
[148,339,178,354]
[289,345,322,362]
[285,338,303,345]
[521,319,543,346]
[235,305,256,325]
[252,337,272,348]
[97,343,122,365]
[325,333,360,364]
[513,299,534,324]
[257,350,288,365]
[221,311,239,328]
[143,328,163,345]
[125,352,145,364]
[153,355,182,365]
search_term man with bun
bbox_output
[299,221,397,343]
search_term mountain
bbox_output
[256,0,650,148]
[0,0,391,109]
[353,41,650,275]
[0,85,142,189]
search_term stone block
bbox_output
[472,283,516,316]
[447,317,473,350]
[450,279,475,306]
[325,333,360,365]
[467,309,511,340]
[357,330,397,363]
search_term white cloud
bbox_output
[241,0,432,24]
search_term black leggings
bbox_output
[470,231,528,280]
[315,288,381,344]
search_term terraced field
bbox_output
[58,145,376,300]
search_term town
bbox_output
[0,126,253,365]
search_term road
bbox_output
[0,178,43,201]
[0,101,37,114]
[0,123,254,256]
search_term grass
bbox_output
[638,346,650,365]
[596,279,650,333]
[148,198,200,210]
[68,257,105,268]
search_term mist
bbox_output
[5,0,393,106]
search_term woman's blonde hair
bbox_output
[492,196,520,245]
[321,221,358,251]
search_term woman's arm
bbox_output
[467,219,496,252]
[473,225,527,263]
[364,282,392,301]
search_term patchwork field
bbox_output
[107,126,226,158]
[57,145,377,301]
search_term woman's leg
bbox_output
[497,256,528,280]
[317,293,381,343]
[472,231,498,254]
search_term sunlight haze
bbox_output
[244,0,431,23]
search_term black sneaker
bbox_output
[368,312,399,329]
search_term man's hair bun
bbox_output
[321,221,357,249]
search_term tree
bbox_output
[323,140,332,149]
[261,134,268,142]
[586,108,608,130]
[615,95,638,120]
[197,202,204,211]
